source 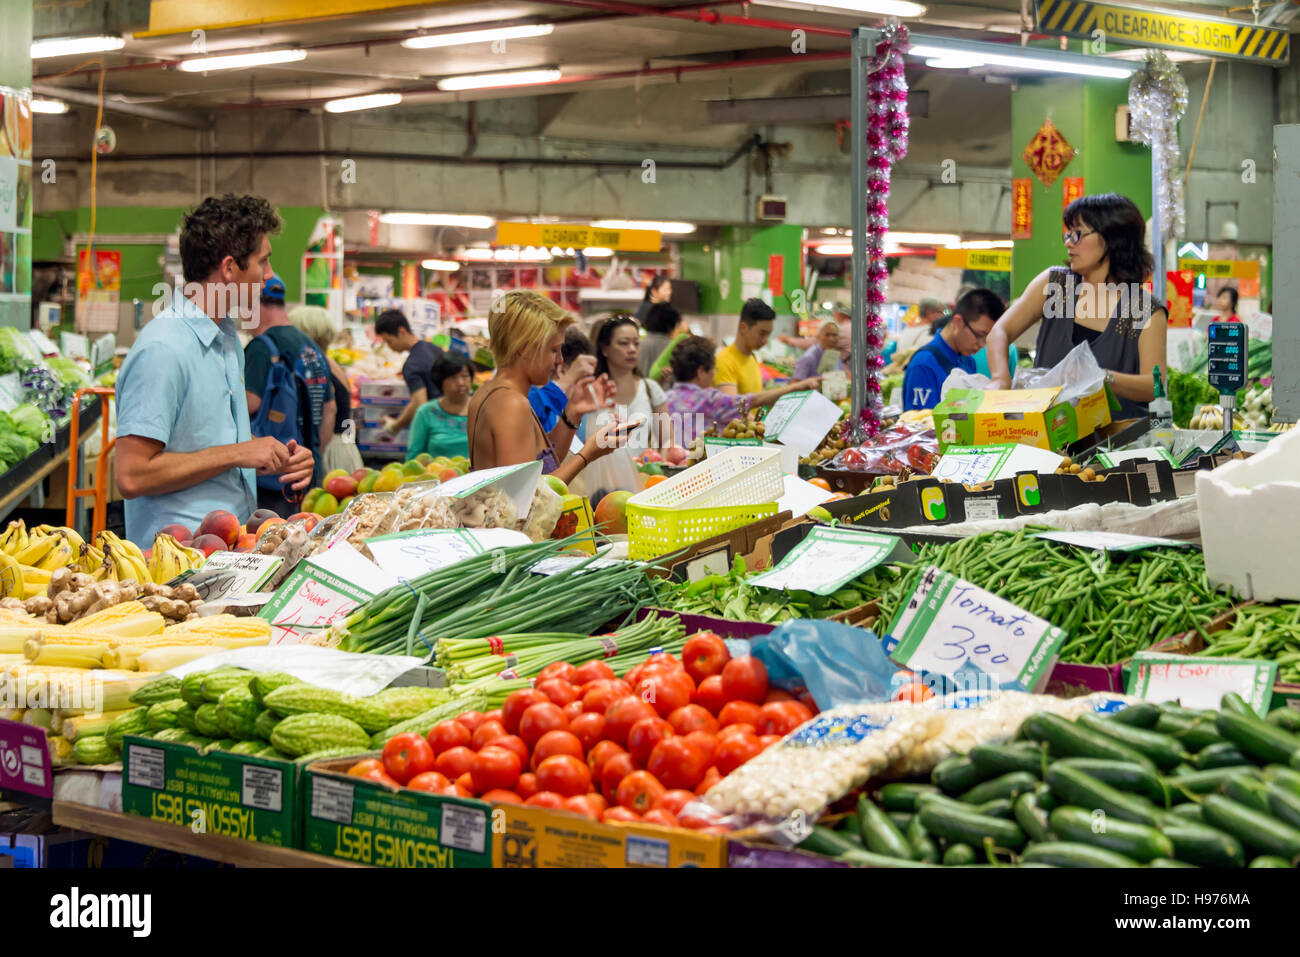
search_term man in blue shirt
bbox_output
[115,194,315,545]
[902,288,1001,411]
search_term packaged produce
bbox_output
[254,517,313,588]
[830,422,939,475]
[519,478,563,542]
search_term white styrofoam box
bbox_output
[1197,428,1300,601]
[357,426,410,451]
[358,403,404,427]
[358,378,411,404]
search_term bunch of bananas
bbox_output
[91,530,151,584]
[147,533,204,584]
[0,521,83,599]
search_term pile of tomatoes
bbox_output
[347,632,817,829]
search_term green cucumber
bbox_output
[1262,765,1300,797]
[837,849,935,868]
[839,814,862,836]
[885,812,913,832]
[969,741,1046,777]
[1022,712,1156,771]
[1169,803,1205,822]
[942,843,977,866]
[1158,703,1218,720]
[1155,713,1226,752]
[1223,773,1271,813]
[960,771,1039,805]
[1164,766,1261,802]
[1159,821,1246,868]
[932,755,994,795]
[878,782,940,812]
[858,795,916,860]
[1077,713,1188,770]
[975,798,1015,819]
[1051,758,1169,807]
[1221,692,1256,717]
[906,814,939,864]
[1267,707,1300,733]
[1249,855,1293,867]
[798,825,860,859]
[1044,763,1163,827]
[918,802,1026,852]
[1202,794,1300,858]
[1020,842,1139,868]
[1149,858,1197,868]
[1108,703,1160,728]
[1264,782,1300,830]
[1048,806,1173,862]
[1033,783,1058,811]
[1217,710,1300,765]
[1013,792,1053,843]
[1194,741,1252,770]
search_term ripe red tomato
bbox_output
[568,712,606,751]
[470,745,522,792]
[721,657,769,704]
[483,709,504,724]
[718,700,763,728]
[563,700,585,721]
[348,758,384,778]
[763,689,796,704]
[573,660,616,685]
[626,716,674,768]
[481,789,521,804]
[490,734,529,766]
[455,710,487,733]
[501,689,549,734]
[563,794,606,819]
[604,695,658,745]
[406,771,451,793]
[677,808,717,829]
[668,704,719,735]
[636,669,696,719]
[695,766,723,795]
[445,783,474,799]
[894,682,934,703]
[717,722,757,740]
[693,675,727,716]
[426,720,472,756]
[683,632,730,685]
[525,791,565,808]
[381,733,436,785]
[518,701,568,747]
[535,754,592,797]
[602,806,642,824]
[758,734,781,749]
[587,740,625,781]
[683,730,717,764]
[456,771,477,796]
[627,655,684,694]
[582,680,627,715]
[757,701,814,736]
[358,767,400,788]
[531,730,584,770]
[642,808,678,828]
[647,737,710,791]
[535,678,579,707]
[516,772,539,799]
[714,732,763,775]
[471,718,508,751]
[434,745,476,780]
[600,751,637,803]
[656,789,696,815]
[616,770,667,813]
[537,661,579,684]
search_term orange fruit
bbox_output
[644,475,667,488]
[808,477,831,492]
[826,492,852,501]
[593,490,633,534]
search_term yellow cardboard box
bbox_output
[932,385,1111,453]
[492,804,725,868]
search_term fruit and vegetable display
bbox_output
[801,421,849,468]
[683,410,769,466]
[830,421,938,475]
[300,458,472,519]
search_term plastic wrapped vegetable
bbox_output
[519,478,563,542]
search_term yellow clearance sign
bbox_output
[1036,0,1289,64]
[935,248,1012,272]
[494,223,662,253]
[140,0,436,35]
[1176,259,1261,279]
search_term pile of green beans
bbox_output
[1198,603,1300,683]
[876,528,1237,665]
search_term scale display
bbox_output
[1207,322,1248,394]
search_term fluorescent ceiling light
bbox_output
[324,92,403,113]
[380,212,495,228]
[756,0,925,16]
[459,248,495,261]
[887,231,961,245]
[422,259,461,271]
[403,24,554,50]
[30,97,69,115]
[32,35,125,58]
[908,38,1135,79]
[519,246,552,262]
[583,247,614,258]
[179,49,307,72]
[951,240,1014,249]
[438,68,562,91]
[814,243,853,256]
[590,219,695,235]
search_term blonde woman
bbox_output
[290,305,362,474]
[468,291,624,484]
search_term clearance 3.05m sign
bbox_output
[1036,0,1289,64]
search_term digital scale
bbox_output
[1206,321,1248,437]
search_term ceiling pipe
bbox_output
[31,83,210,129]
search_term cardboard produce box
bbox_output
[493,803,725,868]
[358,378,411,405]
[932,385,1111,453]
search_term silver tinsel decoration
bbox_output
[1128,51,1188,240]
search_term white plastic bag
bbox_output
[940,369,994,400]
[1013,341,1106,405]
[568,447,641,506]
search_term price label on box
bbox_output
[931,443,1064,485]
[1034,530,1192,553]
[1127,653,1276,716]
[883,566,1067,692]
[748,526,912,596]
[761,390,844,458]
[366,528,532,578]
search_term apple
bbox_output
[324,474,358,500]
[192,534,227,557]
[159,523,193,542]
[666,446,688,466]
[544,475,569,497]
[288,512,320,532]
[198,510,241,547]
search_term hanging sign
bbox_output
[495,223,661,253]
[1012,178,1033,240]
[935,249,1012,272]
[1022,119,1077,189]
[1061,176,1085,210]
[1176,259,1260,279]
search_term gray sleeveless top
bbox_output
[1035,267,1163,419]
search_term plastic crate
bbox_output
[626,447,784,560]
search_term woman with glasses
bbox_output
[986,192,1168,419]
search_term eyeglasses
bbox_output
[1063,228,1097,246]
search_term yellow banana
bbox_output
[78,543,104,574]
[58,527,85,551]
[0,552,21,599]
[35,540,75,572]
[177,541,205,570]
[16,535,57,567]
[0,520,28,556]
[148,535,184,584]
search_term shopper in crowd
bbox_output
[1215,285,1241,323]
[793,319,845,380]
[638,301,686,377]
[530,326,594,432]
[407,353,473,461]
[244,275,335,510]
[585,314,668,457]
[987,192,1167,419]
[918,297,948,328]
[665,335,820,438]
[468,290,625,484]
[715,298,777,395]
[634,274,673,322]
[375,309,443,439]
[290,304,363,476]
[115,194,313,544]
[902,287,1001,410]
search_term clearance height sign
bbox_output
[1036,0,1289,64]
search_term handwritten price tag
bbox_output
[366,528,533,578]
[883,566,1067,692]
[259,545,391,646]
[748,526,910,595]
[1127,653,1277,716]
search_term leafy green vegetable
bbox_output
[0,327,40,375]
[1168,369,1218,428]
[9,404,52,444]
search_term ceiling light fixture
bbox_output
[950,240,1014,249]
[324,92,403,113]
[31,35,125,58]
[813,243,853,256]
[403,24,554,50]
[589,219,695,234]
[179,49,307,72]
[379,212,495,228]
[421,259,461,271]
[582,247,614,258]
[886,231,962,245]
[908,36,1136,79]
[437,68,562,91]
[30,97,70,114]
[755,0,925,17]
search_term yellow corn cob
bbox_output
[61,708,135,742]
[163,614,272,639]
[135,646,227,672]
[5,667,155,714]
[23,640,106,668]
[22,707,54,730]
[0,625,43,654]
[104,635,268,670]
[65,601,165,638]
[47,735,74,767]
[0,708,23,721]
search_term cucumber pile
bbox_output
[800,695,1300,868]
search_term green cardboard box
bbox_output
[932,386,1111,453]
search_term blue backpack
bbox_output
[249,334,317,490]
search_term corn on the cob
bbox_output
[162,615,272,639]
[61,708,136,742]
[23,641,106,668]
[65,601,164,638]
[2,665,157,714]
[104,635,269,670]
[135,646,230,672]
[47,734,74,766]
[22,707,54,730]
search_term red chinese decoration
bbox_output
[1022,118,1077,188]
[1012,178,1033,240]
[1061,177,1085,211]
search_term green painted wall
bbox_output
[1010,77,1151,296]
[0,0,31,90]
[679,224,805,317]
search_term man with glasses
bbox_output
[903,287,1002,410]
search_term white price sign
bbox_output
[748,526,911,596]
[366,528,531,578]
[1034,530,1192,553]
[259,545,394,646]
[1127,653,1276,716]
[931,443,1064,485]
[760,389,843,458]
[883,566,1067,692]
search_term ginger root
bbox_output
[22,595,53,618]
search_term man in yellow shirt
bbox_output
[715,299,776,395]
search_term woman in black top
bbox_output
[986,193,1167,419]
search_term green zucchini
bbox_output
[942,843,977,866]
[1262,765,1300,798]
[1202,794,1300,859]
[1221,692,1256,717]
[1033,783,1058,811]
[1013,792,1053,843]
[969,741,1046,778]
[1107,702,1160,728]
[918,802,1026,852]
[878,782,940,812]
[1044,763,1162,827]
[1148,858,1197,868]
[885,812,913,832]
[1249,855,1293,867]
[906,814,940,864]
[960,771,1039,805]
[1223,773,1271,813]
[1164,766,1260,802]
[1051,758,1168,807]
[1267,707,1300,734]
[858,795,916,860]
[1022,712,1156,771]
[1168,803,1205,822]
[1217,710,1300,765]
[1264,782,1300,830]
[1194,741,1252,770]
[799,825,859,858]
[931,755,993,795]
[975,798,1015,819]
[1047,806,1173,862]
[1157,821,1244,868]
[1155,713,1226,752]
[837,849,935,868]
[1077,712,1188,770]
[1020,842,1139,868]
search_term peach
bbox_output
[256,517,286,536]
[288,512,320,533]
[234,533,258,552]
[192,534,228,557]
[159,523,193,542]
[198,509,241,547]
[247,508,280,531]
